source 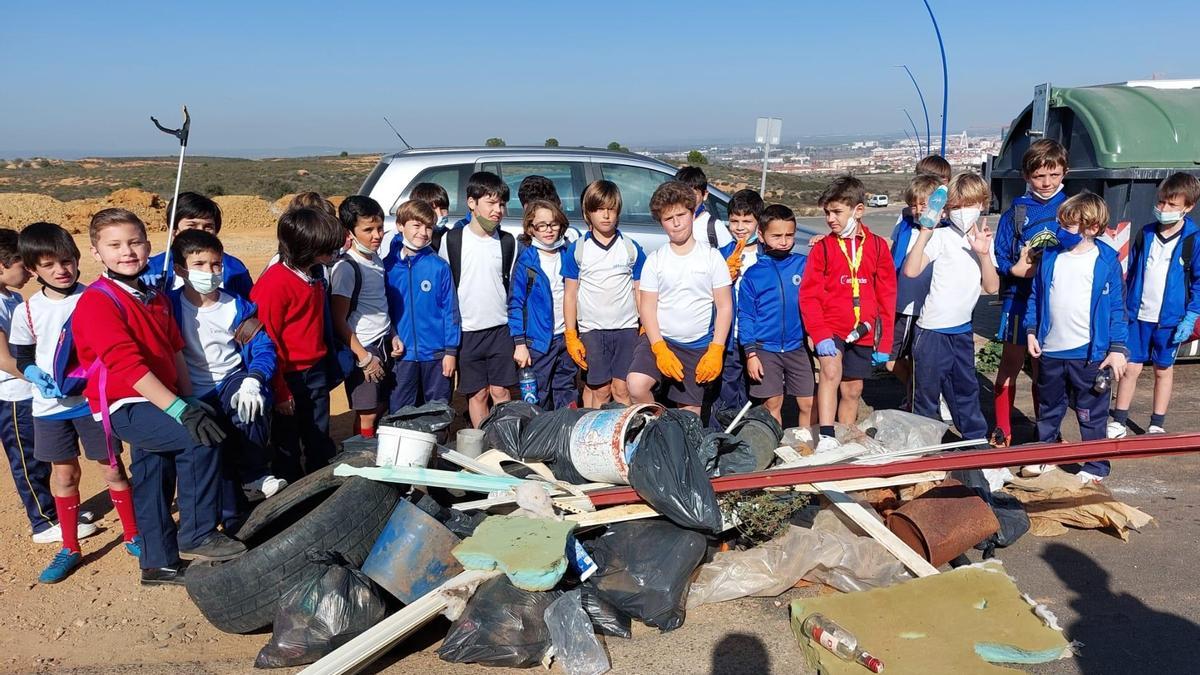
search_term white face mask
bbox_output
[1154,207,1184,225]
[185,269,220,295]
[403,239,430,253]
[948,207,981,232]
[532,236,566,251]
[1030,183,1064,201]
[351,238,376,256]
[838,215,859,239]
[435,215,451,230]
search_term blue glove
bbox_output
[1173,312,1199,344]
[872,351,890,367]
[815,338,839,357]
[23,365,63,399]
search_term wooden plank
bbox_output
[565,503,659,528]
[437,448,507,476]
[812,481,940,578]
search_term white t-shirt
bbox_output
[440,228,510,332]
[331,249,390,346]
[1043,247,1099,354]
[639,242,731,343]
[9,286,89,417]
[1137,232,1182,323]
[917,227,984,331]
[0,290,31,402]
[566,233,645,332]
[179,292,242,396]
[537,251,567,336]
[693,210,734,249]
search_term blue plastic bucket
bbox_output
[361,499,463,604]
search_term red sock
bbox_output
[54,494,81,553]
[994,383,1012,437]
[108,488,139,542]
[360,426,376,439]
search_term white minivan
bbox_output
[867,193,889,207]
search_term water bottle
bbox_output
[1093,366,1113,394]
[845,321,873,343]
[519,367,539,404]
[919,185,949,229]
[800,613,885,673]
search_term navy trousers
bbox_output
[0,398,56,534]
[711,344,748,429]
[912,327,988,441]
[530,335,578,411]
[203,371,272,530]
[1036,356,1111,476]
[274,366,335,482]
[389,359,452,412]
[110,402,221,569]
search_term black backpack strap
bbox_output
[1011,204,1027,259]
[708,216,719,249]
[1183,232,1196,307]
[348,257,362,315]
[446,227,464,287]
[500,231,515,290]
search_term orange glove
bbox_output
[694,343,725,384]
[650,340,685,381]
[725,237,748,281]
[565,329,587,369]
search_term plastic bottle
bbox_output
[800,613,885,673]
[1093,366,1113,394]
[845,321,873,343]
[919,185,949,229]
[519,367,539,404]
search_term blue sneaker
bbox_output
[38,548,82,584]
[124,536,142,559]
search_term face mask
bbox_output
[475,213,500,234]
[838,215,859,239]
[1055,226,1084,250]
[1030,183,1064,201]
[764,247,791,259]
[435,215,451,230]
[948,207,981,232]
[403,238,430,253]
[743,231,759,244]
[351,237,376,256]
[185,269,220,294]
[532,236,566,251]
[1154,207,1184,225]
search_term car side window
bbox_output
[597,163,675,224]
[707,191,729,222]
[397,163,473,215]
[480,161,587,221]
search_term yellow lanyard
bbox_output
[836,235,864,324]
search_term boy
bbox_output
[517,175,562,209]
[713,189,765,422]
[383,182,450,259]
[888,174,942,397]
[675,166,733,249]
[386,200,459,409]
[168,230,286,515]
[331,196,390,438]
[141,192,253,299]
[11,222,140,583]
[991,139,1070,445]
[738,204,813,426]
[901,173,999,440]
[627,181,732,414]
[1025,193,1127,481]
[915,154,952,185]
[439,172,517,427]
[799,176,896,450]
[562,180,646,407]
[75,208,244,585]
[1111,173,1200,437]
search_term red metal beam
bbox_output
[586,433,1200,507]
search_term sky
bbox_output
[2,0,1197,157]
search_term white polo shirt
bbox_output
[1137,232,1182,322]
[917,227,983,332]
[440,228,510,332]
[1044,247,1098,354]
[640,242,731,344]
[331,248,390,346]
[562,232,646,332]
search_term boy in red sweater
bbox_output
[799,176,897,450]
[74,208,244,585]
[250,208,345,481]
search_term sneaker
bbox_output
[939,397,953,423]
[244,475,288,499]
[179,531,246,562]
[1148,425,1166,434]
[38,548,82,584]
[815,435,840,452]
[1077,470,1105,484]
[1021,464,1059,477]
[31,520,99,545]
[1106,421,1128,439]
[988,427,1010,448]
[141,562,188,586]
[124,535,142,558]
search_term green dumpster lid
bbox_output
[1051,84,1200,169]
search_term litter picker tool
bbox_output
[150,105,190,289]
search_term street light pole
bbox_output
[922,0,949,156]
[755,117,781,196]
[897,64,932,156]
[759,136,771,195]
[903,109,922,160]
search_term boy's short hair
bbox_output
[288,191,336,217]
[817,175,867,209]
[904,174,943,207]
[728,189,765,223]
[947,172,990,208]
[915,155,952,184]
[465,171,511,203]
[409,182,450,211]
[1057,192,1109,236]
[517,175,561,208]
[277,207,345,270]
[166,192,222,233]
[649,181,697,221]
[674,166,709,193]
[582,180,622,219]
[88,208,147,246]
[23,221,81,265]
[521,199,569,243]
[1157,172,1200,207]
[337,195,385,232]
[761,204,796,227]
[395,199,437,228]
[171,228,224,265]
[1022,139,1068,176]
[0,228,20,268]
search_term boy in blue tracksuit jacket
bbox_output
[1111,173,1200,437]
[737,204,813,427]
[1024,194,1128,481]
[142,192,254,300]
[713,190,766,426]
[508,201,578,410]
[168,230,284,527]
[385,201,460,410]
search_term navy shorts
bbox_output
[458,325,518,394]
[628,335,713,406]
[580,328,638,386]
[825,338,874,380]
[749,348,815,398]
[33,413,119,463]
[1128,320,1180,368]
[391,359,452,411]
[344,338,388,411]
[890,313,918,361]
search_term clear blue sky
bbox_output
[2,0,1196,156]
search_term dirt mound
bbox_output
[0,193,69,230]
[272,193,345,216]
[106,188,161,210]
[213,196,275,229]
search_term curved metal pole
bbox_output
[903,109,922,158]
[898,65,932,156]
[922,0,949,156]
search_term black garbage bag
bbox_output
[950,469,1031,554]
[698,432,759,477]
[438,576,562,667]
[587,520,706,631]
[662,408,706,449]
[628,415,723,533]
[517,407,591,484]
[479,401,542,457]
[579,584,632,639]
[380,402,456,434]
[254,550,387,668]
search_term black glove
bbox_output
[180,403,227,447]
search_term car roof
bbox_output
[380,146,647,163]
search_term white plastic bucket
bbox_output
[377,426,436,468]
[568,404,664,484]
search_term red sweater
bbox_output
[74,278,184,414]
[250,263,328,401]
[798,227,898,353]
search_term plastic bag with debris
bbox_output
[438,576,562,667]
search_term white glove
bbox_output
[232,377,265,423]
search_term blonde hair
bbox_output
[1057,192,1109,236]
[947,172,990,208]
[581,180,622,225]
[88,207,147,245]
[904,174,943,208]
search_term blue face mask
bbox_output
[1055,226,1083,250]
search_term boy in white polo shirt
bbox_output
[901,173,998,441]
[562,180,646,407]
[627,181,733,414]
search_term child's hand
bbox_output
[362,355,385,383]
[809,233,827,246]
[746,354,764,382]
[565,330,587,369]
[815,338,839,358]
[971,218,993,256]
[390,336,405,358]
[1026,334,1042,358]
[231,377,265,423]
[726,238,747,281]
[442,354,457,378]
[22,365,63,399]
[513,344,532,368]
[694,343,724,384]
[275,398,296,416]
[650,340,684,381]
[1100,351,1128,382]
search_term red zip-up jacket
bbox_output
[799,226,897,354]
[250,263,328,402]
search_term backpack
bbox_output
[323,258,362,388]
[1009,203,1059,261]
[1129,226,1199,342]
[444,227,517,290]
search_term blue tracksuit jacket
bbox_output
[737,252,808,353]
[1123,217,1200,328]
[167,288,277,384]
[145,251,254,301]
[385,247,460,361]
[508,246,567,354]
[1024,241,1128,362]
[994,190,1069,317]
